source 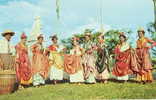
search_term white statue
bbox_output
[29,16,42,42]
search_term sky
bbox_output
[0,0,154,45]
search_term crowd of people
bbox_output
[0,28,156,88]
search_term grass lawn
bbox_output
[0,81,156,100]
[1,72,156,100]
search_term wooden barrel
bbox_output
[0,54,15,70]
[0,70,17,95]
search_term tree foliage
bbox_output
[147,22,156,57]
[61,28,132,55]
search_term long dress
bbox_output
[48,44,64,81]
[112,42,138,80]
[31,43,49,86]
[15,43,32,85]
[83,53,96,83]
[64,46,84,83]
[136,37,156,82]
[82,40,96,83]
[95,40,110,81]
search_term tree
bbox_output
[153,0,156,30]
[61,28,132,55]
[146,0,156,58]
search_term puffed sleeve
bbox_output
[146,38,156,48]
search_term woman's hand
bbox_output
[147,45,153,49]
[49,60,54,66]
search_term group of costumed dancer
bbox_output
[0,28,156,88]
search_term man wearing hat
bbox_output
[0,30,15,53]
[0,30,15,70]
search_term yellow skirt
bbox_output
[21,77,32,85]
[137,70,153,82]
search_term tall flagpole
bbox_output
[56,0,60,20]
[56,0,62,37]
[99,0,104,34]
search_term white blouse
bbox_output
[0,38,15,54]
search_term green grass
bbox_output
[1,71,156,100]
[0,81,156,100]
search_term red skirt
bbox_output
[112,49,139,77]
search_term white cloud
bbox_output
[0,0,154,44]
[68,18,111,37]
[0,0,55,42]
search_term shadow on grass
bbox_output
[107,78,138,83]
[15,70,156,90]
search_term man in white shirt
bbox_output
[0,30,15,70]
[0,30,15,54]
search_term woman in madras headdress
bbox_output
[82,31,96,84]
[48,35,64,84]
[136,28,156,83]
[15,33,32,86]
[112,33,139,82]
[95,33,110,83]
[64,36,84,83]
[31,34,49,86]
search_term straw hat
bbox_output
[1,30,15,37]
[84,29,92,36]
[137,27,145,33]
[118,32,125,35]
